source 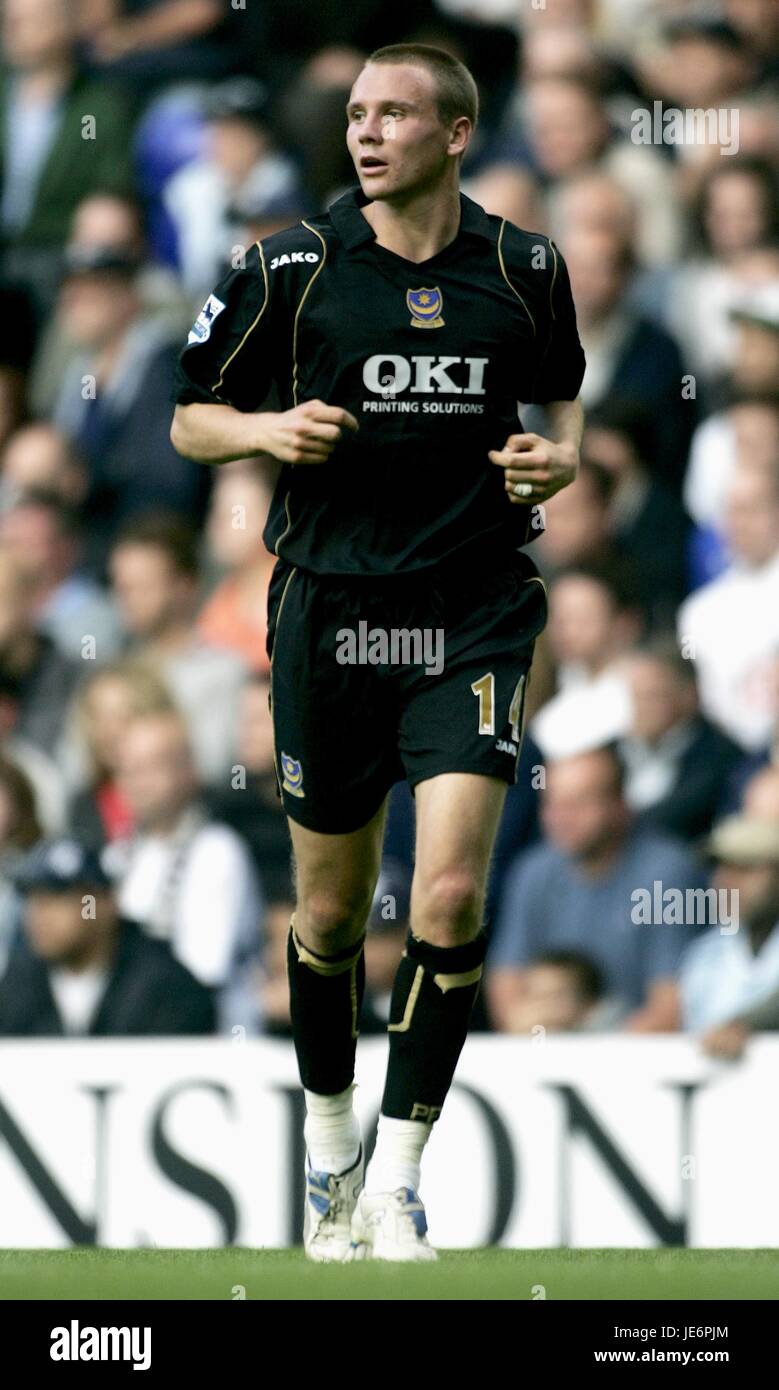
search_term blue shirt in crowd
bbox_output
[488,828,707,1009]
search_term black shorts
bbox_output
[267,551,547,834]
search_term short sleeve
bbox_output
[528,240,585,404]
[173,243,274,412]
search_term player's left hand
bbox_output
[489,433,578,505]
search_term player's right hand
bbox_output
[264,400,358,464]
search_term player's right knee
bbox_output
[299,888,373,947]
[414,868,482,943]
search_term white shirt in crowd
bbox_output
[680,920,779,1032]
[116,810,263,1029]
[531,665,633,761]
[1,84,61,232]
[620,720,697,812]
[677,549,779,752]
[161,642,248,785]
[164,154,300,296]
[683,410,735,530]
[49,967,109,1036]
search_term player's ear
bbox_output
[447,115,471,157]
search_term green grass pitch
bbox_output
[0,1249,777,1300]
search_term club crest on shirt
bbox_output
[280,751,305,798]
[188,293,226,345]
[407,286,444,328]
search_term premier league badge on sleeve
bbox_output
[280,751,305,798]
[188,293,227,345]
[407,286,444,328]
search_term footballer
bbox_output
[171,43,585,1262]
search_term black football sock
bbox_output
[287,919,366,1095]
[380,929,487,1122]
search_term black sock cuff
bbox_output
[405,929,487,977]
[288,922,366,978]
[290,926,366,965]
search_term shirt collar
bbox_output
[328,184,499,250]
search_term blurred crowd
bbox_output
[0,0,778,1056]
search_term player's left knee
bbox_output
[414,867,482,945]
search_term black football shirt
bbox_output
[174,186,585,577]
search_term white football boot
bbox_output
[303,1146,365,1262]
[350,1187,438,1262]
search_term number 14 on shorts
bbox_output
[471,672,526,741]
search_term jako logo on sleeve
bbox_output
[270,252,320,268]
[50,1321,151,1371]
